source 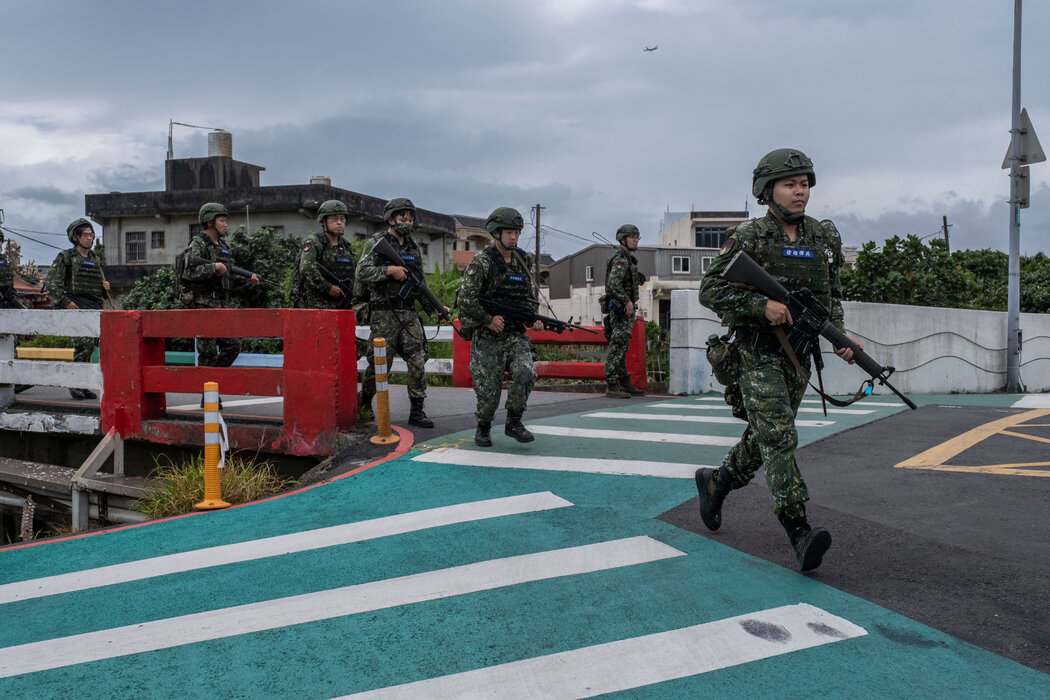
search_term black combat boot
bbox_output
[81,389,98,400]
[408,397,434,428]
[778,505,832,572]
[475,422,492,447]
[358,391,375,421]
[69,388,86,400]
[695,466,733,531]
[605,381,630,399]
[504,411,535,443]
[619,375,645,396]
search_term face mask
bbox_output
[395,223,416,236]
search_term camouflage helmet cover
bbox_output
[485,207,524,234]
[615,224,640,243]
[198,202,229,225]
[383,197,416,222]
[317,199,349,223]
[66,217,94,243]
[752,149,816,202]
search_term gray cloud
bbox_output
[4,186,79,207]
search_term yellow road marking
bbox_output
[895,408,1050,477]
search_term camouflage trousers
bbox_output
[721,344,811,516]
[603,314,635,382]
[73,337,97,364]
[361,309,428,400]
[469,329,535,423]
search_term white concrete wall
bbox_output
[669,288,1050,396]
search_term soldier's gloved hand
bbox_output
[764,299,792,326]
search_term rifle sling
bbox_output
[772,327,871,408]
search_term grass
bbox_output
[137,451,297,519]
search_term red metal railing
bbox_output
[99,309,357,457]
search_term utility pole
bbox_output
[942,215,951,255]
[533,204,544,290]
[1006,0,1024,393]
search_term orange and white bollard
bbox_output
[195,381,231,510]
[370,337,400,446]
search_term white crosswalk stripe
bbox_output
[650,401,872,415]
[0,537,685,679]
[413,447,703,478]
[344,604,867,699]
[583,411,834,428]
[526,425,740,446]
[0,492,573,605]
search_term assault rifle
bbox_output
[186,254,278,288]
[371,237,451,323]
[315,263,355,310]
[480,296,597,335]
[722,251,917,410]
[66,293,103,310]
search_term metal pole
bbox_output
[534,204,542,290]
[1006,0,1024,392]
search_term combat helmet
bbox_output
[383,197,416,222]
[317,199,349,223]
[615,224,640,243]
[752,149,816,204]
[66,217,94,244]
[485,207,524,234]
[198,202,229,225]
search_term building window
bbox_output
[151,230,165,249]
[258,225,285,236]
[672,256,690,274]
[702,256,713,273]
[585,265,594,282]
[126,231,146,263]
[694,226,726,249]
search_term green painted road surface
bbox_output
[1,394,1047,698]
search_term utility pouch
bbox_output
[706,334,740,386]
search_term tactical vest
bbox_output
[0,256,13,287]
[370,233,424,303]
[728,215,837,331]
[292,232,356,300]
[67,249,105,298]
[483,246,534,301]
[190,235,236,294]
[604,248,640,303]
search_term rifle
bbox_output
[722,250,917,410]
[315,263,355,310]
[371,236,451,323]
[479,296,597,335]
[0,285,24,309]
[186,254,278,288]
[66,293,103,310]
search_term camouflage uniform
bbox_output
[45,248,105,362]
[698,212,844,516]
[458,245,537,423]
[602,247,640,384]
[181,233,245,367]
[356,231,429,402]
[291,231,357,310]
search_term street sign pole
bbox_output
[1005,0,1023,393]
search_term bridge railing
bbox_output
[0,309,102,408]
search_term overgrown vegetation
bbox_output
[841,235,1050,312]
[137,451,296,519]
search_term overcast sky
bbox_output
[2,0,1049,264]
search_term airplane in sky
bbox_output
[643,45,658,52]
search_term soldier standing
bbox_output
[696,148,860,572]
[44,218,110,400]
[457,207,545,447]
[291,200,357,310]
[356,198,442,427]
[180,203,258,367]
[601,224,646,398]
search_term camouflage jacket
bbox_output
[181,233,246,306]
[458,245,536,333]
[698,211,845,332]
[356,231,429,307]
[605,247,640,306]
[292,231,357,308]
[45,248,105,309]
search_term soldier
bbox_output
[291,200,357,310]
[0,229,25,310]
[45,218,110,400]
[601,224,646,398]
[696,148,860,572]
[180,203,258,367]
[457,207,545,447]
[356,197,444,427]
